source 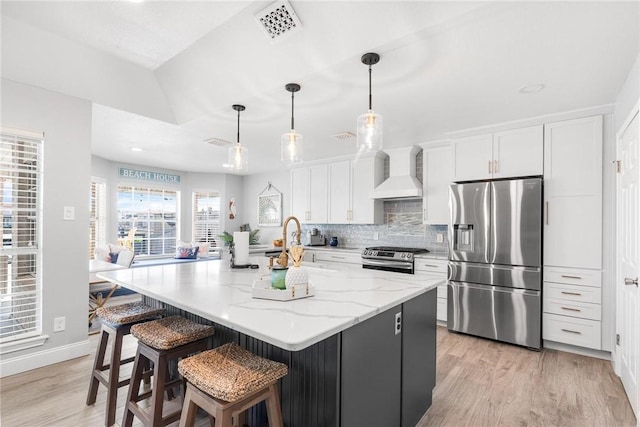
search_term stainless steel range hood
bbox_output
[370,145,423,199]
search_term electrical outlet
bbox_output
[373,231,379,240]
[436,233,444,243]
[53,316,65,332]
[394,312,402,335]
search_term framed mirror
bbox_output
[257,192,282,227]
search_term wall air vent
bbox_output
[332,131,356,142]
[204,137,233,147]
[256,0,302,42]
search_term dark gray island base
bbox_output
[142,288,437,427]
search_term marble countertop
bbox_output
[98,258,442,352]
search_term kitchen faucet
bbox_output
[277,215,301,268]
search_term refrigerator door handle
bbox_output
[546,201,549,225]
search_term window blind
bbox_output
[0,128,43,342]
[117,185,179,256]
[193,191,221,248]
[89,178,106,259]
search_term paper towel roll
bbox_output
[233,231,250,265]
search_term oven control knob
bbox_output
[401,253,406,258]
[407,254,413,259]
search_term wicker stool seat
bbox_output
[87,302,165,427]
[123,316,215,427]
[178,343,288,427]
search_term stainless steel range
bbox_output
[361,246,430,274]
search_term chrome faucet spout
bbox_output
[277,216,301,267]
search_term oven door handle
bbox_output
[362,259,414,270]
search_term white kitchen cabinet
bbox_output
[543,115,602,269]
[452,125,543,181]
[328,161,351,223]
[414,258,448,323]
[350,154,384,224]
[290,164,328,224]
[422,145,452,225]
[542,115,603,350]
[327,154,384,224]
[452,134,493,181]
[493,126,544,178]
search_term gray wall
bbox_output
[1,79,91,361]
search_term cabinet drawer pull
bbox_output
[561,275,582,280]
[422,264,438,268]
[561,306,581,312]
[488,160,492,174]
[561,328,582,335]
[494,160,498,173]
[546,201,549,225]
[331,256,345,260]
[561,291,582,296]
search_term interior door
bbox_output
[618,111,639,418]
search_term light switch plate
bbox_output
[63,206,75,221]
[436,233,444,243]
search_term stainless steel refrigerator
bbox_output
[448,178,542,349]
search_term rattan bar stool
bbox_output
[177,343,288,427]
[122,316,215,427]
[86,301,165,427]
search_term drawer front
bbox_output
[437,298,447,322]
[414,259,448,275]
[314,252,361,265]
[437,284,447,299]
[543,313,601,349]
[543,297,601,321]
[544,267,601,288]
[544,282,601,304]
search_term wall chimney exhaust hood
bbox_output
[370,145,423,199]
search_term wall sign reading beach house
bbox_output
[119,167,181,184]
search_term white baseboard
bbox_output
[0,340,90,378]
[543,340,612,361]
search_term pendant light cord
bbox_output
[368,64,373,111]
[290,90,295,130]
[236,108,240,144]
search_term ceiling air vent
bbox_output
[256,1,302,42]
[204,137,233,147]
[332,131,356,142]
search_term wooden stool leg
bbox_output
[179,386,199,427]
[265,384,283,427]
[122,347,146,427]
[150,353,168,427]
[86,328,109,405]
[105,328,124,427]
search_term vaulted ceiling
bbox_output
[2,1,638,174]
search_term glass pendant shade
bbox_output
[228,143,248,172]
[281,130,303,165]
[356,109,383,152]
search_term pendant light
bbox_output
[228,104,248,172]
[281,83,303,165]
[356,52,383,152]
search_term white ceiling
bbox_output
[2,1,638,175]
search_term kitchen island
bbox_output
[98,259,441,427]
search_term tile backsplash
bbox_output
[302,199,448,257]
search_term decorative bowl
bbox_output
[273,239,283,247]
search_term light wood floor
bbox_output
[1,325,636,426]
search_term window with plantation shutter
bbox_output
[0,127,43,345]
[89,178,106,259]
[193,191,220,249]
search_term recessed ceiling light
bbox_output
[131,147,143,152]
[519,84,545,94]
